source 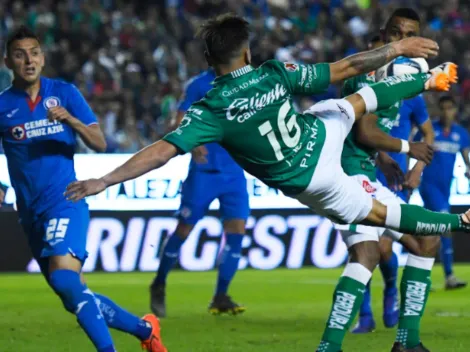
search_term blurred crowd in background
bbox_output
[0,0,469,153]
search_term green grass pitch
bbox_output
[1,266,470,351]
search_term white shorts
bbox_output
[293,99,373,224]
[335,174,405,248]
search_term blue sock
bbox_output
[94,294,152,341]
[379,252,398,296]
[49,270,115,351]
[154,233,185,285]
[215,233,243,296]
[440,235,454,277]
[360,280,373,316]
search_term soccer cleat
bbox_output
[351,314,376,334]
[391,342,430,352]
[445,275,467,290]
[425,62,458,92]
[383,291,399,328]
[208,294,246,315]
[140,314,168,352]
[150,284,166,318]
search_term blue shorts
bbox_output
[24,203,90,267]
[419,183,450,212]
[376,170,409,202]
[178,170,249,224]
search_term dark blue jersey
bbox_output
[417,121,470,195]
[0,77,97,223]
[178,69,242,173]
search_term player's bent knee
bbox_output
[49,269,85,314]
[223,219,246,234]
[361,199,387,227]
[417,236,440,257]
[378,236,394,262]
[175,222,195,239]
[349,241,381,272]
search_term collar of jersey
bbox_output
[10,76,45,97]
[214,65,254,84]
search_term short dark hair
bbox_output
[439,96,456,106]
[385,8,420,31]
[6,25,40,55]
[368,34,382,45]
[196,13,250,66]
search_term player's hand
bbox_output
[191,145,208,164]
[47,107,73,123]
[403,168,422,190]
[396,37,439,59]
[408,142,434,164]
[64,178,107,202]
[376,152,404,191]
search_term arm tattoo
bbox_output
[346,44,398,74]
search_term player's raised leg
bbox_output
[344,65,457,123]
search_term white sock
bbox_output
[357,86,378,113]
[342,262,372,285]
[406,253,435,270]
[385,204,402,231]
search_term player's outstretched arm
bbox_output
[65,140,178,201]
[356,114,433,164]
[329,37,439,83]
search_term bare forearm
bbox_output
[68,118,106,152]
[359,130,402,152]
[346,43,399,76]
[102,141,176,187]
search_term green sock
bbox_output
[386,204,462,236]
[357,73,429,113]
[318,264,371,352]
[396,254,434,348]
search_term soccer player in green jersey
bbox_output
[323,39,454,352]
[65,12,465,342]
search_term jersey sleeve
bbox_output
[341,77,357,98]
[163,102,222,153]
[460,127,470,151]
[267,60,331,96]
[410,95,429,126]
[177,77,203,112]
[66,84,98,126]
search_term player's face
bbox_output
[385,17,420,43]
[440,101,457,124]
[5,38,44,84]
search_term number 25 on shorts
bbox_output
[45,218,70,242]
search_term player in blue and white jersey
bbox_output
[417,96,470,290]
[149,69,250,317]
[0,26,166,352]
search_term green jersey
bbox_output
[164,60,331,195]
[341,73,400,181]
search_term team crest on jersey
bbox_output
[10,125,26,140]
[284,62,299,72]
[362,180,376,193]
[43,96,61,110]
[452,132,460,141]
